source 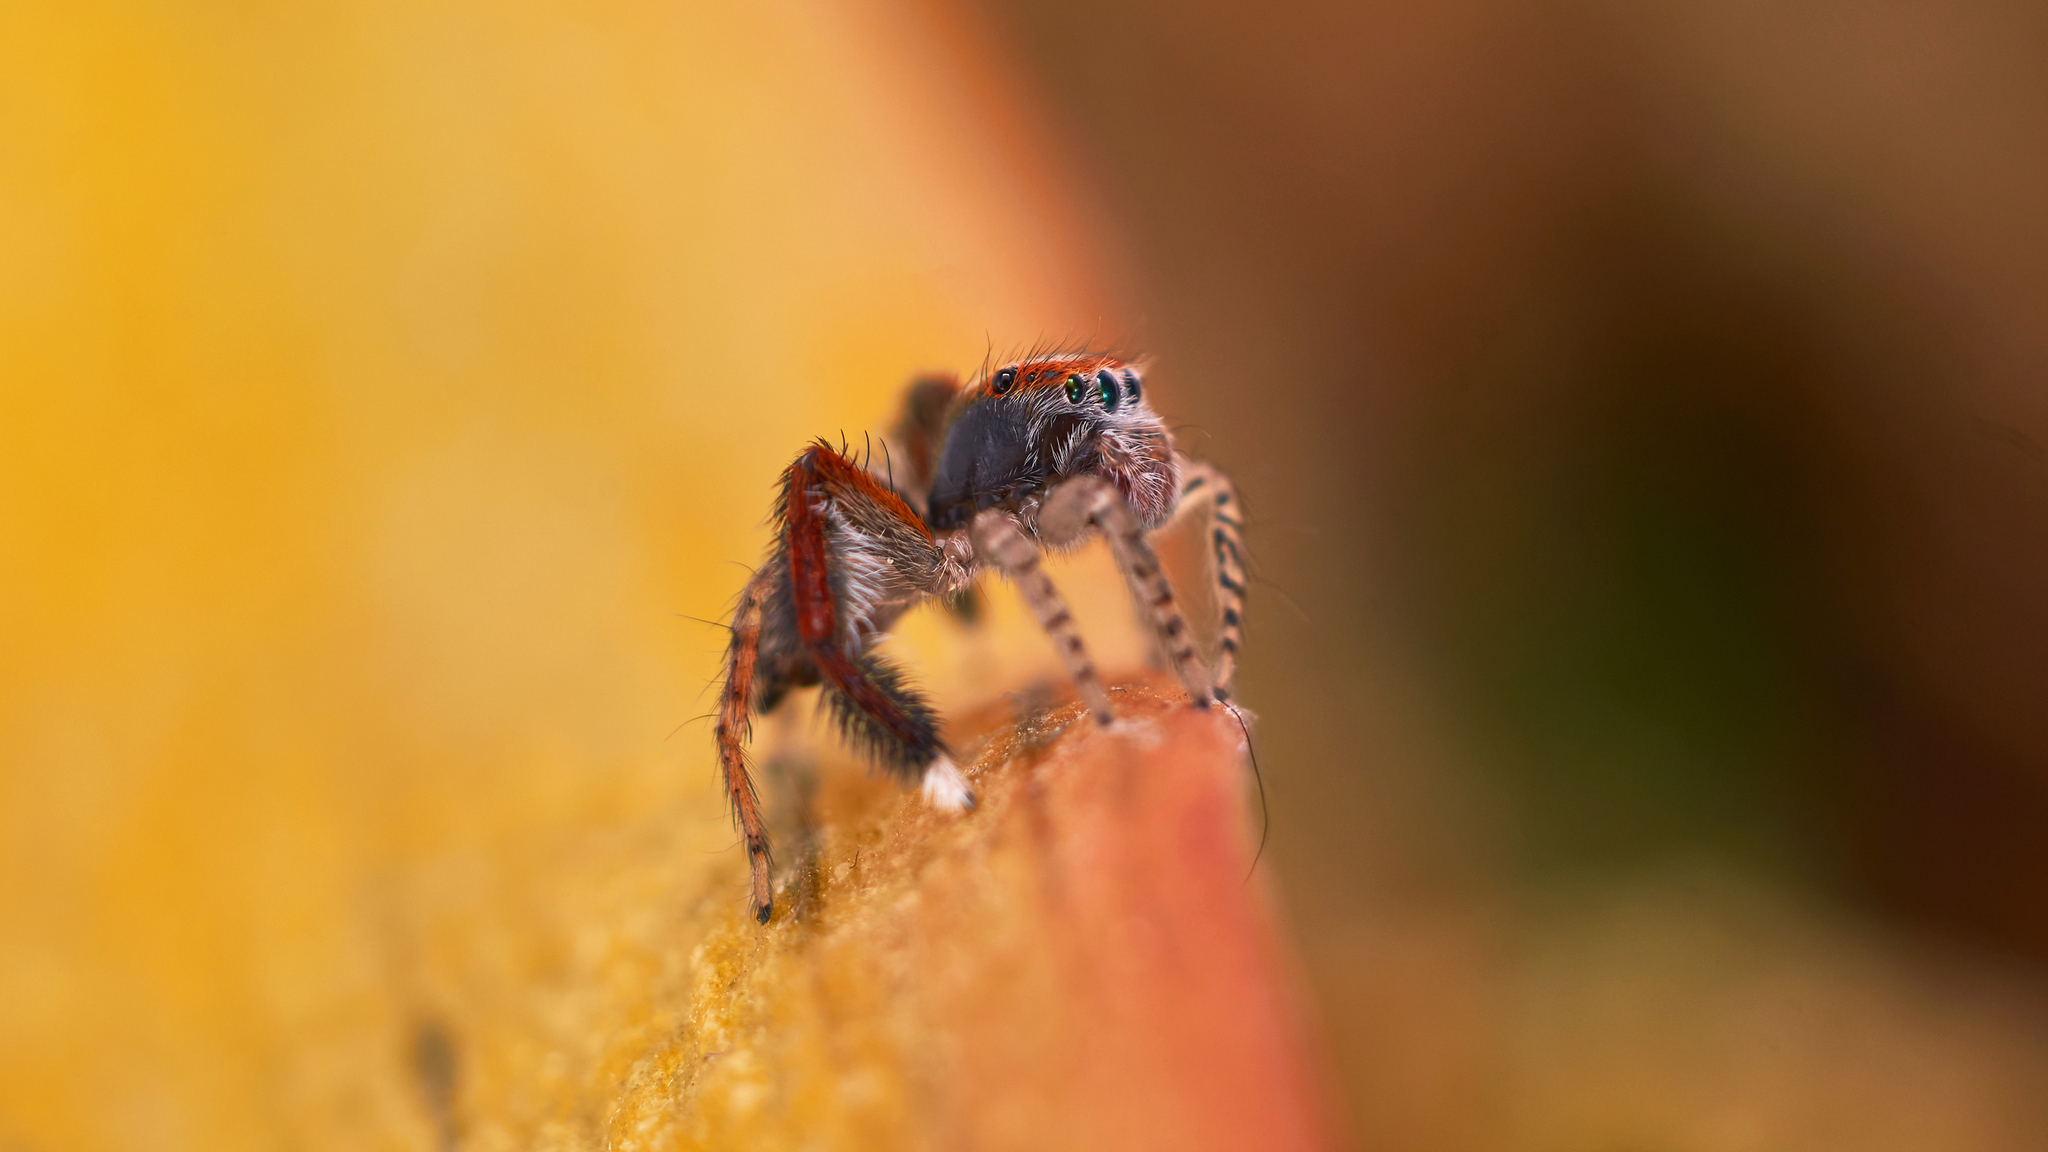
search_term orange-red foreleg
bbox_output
[716,574,775,922]
[783,448,948,777]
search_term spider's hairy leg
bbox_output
[784,445,967,804]
[1041,475,1216,709]
[1174,459,1248,700]
[715,572,776,923]
[969,508,1116,726]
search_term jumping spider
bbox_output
[715,353,1247,922]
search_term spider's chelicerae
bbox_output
[715,352,1247,922]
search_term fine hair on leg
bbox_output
[1174,460,1247,700]
[782,445,962,796]
[715,573,776,922]
[970,508,1117,726]
[1041,475,1215,708]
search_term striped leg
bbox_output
[1176,460,1247,700]
[970,509,1116,726]
[715,573,776,922]
[1041,476,1216,709]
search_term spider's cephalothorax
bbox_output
[925,356,1177,533]
[714,353,1247,923]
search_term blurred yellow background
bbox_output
[0,1,1124,1145]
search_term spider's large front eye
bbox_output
[991,367,1017,396]
[1064,374,1087,404]
[1096,369,1120,412]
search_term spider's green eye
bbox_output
[1096,369,1120,412]
[1064,374,1087,404]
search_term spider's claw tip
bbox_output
[754,901,772,925]
[922,755,974,812]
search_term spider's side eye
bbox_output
[1064,374,1088,404]
[1096,369,1120,412]
[990,367,1017,395]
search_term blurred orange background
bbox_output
[6,0,2048,1148]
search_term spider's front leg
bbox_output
[1038,475,1217,709]
[970,510,1117,726]
[720,443,971,924]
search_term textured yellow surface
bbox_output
[0,2,1138,1147]
[400,684,1332,1151]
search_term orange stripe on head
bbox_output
[975,354,1131,402]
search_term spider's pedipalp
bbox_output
[1035,477,1099,548]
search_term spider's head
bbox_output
[925,354,1166,532]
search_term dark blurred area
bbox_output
[976,0,2048,1142]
